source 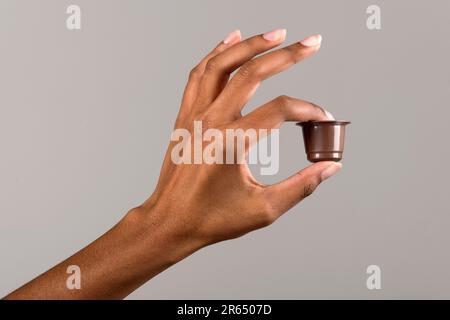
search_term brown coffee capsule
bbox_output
[296,120,350,163]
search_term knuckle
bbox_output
[189,66,202,79]
[275,95,292,106]
[257,201,277,227]
[205,57,221,73]
[242,36,260,51]
[237,60,259,79]
[273,95,293,115]
[258,209,275,227]
[285,45,303,64]
[301,181,317,199]
[246,194,277,229]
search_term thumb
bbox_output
[265,161,342,218]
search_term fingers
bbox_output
[264,161,342,220]
[215,34,323,117]
[195,29,287,108]
[228,95,333,147]
[180,30,242,112]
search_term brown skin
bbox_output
[3,29,341,300]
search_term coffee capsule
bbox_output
[297,120,350,163]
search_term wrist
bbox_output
[123,205,205,268]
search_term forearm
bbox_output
[3,207,203,300]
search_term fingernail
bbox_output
[325,110,335,120]
[321,162,342,181]
[223,29,241,45]
[300,34,322,47]
[262,28,287,41]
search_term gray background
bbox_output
[1,0,449,299]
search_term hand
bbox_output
[135,29,342,247]
[4,28,343,300]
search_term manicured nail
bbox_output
[325,110,335,120]
[300,34,322,47]
[262,28,287,41]
[223,29,241,45]
[321,162,342,181]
